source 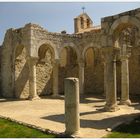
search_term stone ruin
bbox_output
[0,7,140,111]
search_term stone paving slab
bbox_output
[0,96,140,138]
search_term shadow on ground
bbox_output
[80,93,105,104]
[0,94,65,103]
[0,98,28,103]
[41,112,140,130]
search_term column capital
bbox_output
[120,55,130,61]
[27,56,38,65]
[78,62,85,67]
[78,58,85,67]
[52,59,59,66]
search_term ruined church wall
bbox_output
[3,9,140,99]
[129,47,140,95]
[0,46,2,96]
[1,25,31,99]
[14,47,29,99]
[84,51,104,94]
[30,25,81,95]
[115,47,140,96]
[36,50,53,96]
[1,29,15,98]
[81,32,104,94]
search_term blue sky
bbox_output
[0,2,140,44]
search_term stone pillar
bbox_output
[103,62,106,97]
[120,55,131,105]
[104,56,119,112]
[52,60,59,97]
[78,61,85,95]
[64,77,80,136]
[28,58,40,100]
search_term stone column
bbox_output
[120,55,131,105]
[52,59,59,97]
[28,58,40,100]
[78,61,85,95]
[64,77,80,136]
[104,55,119,112]
[103,62,106,97]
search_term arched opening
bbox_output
[84,47,94,94]
[14,45,29,99]
[59,46,78,94]
[84,47,104,94]
[87,19,90,28]
[36,44,54,96]
[80,17,84,29]
[113,23,139,102]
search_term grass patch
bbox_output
[0,118,56,138]
[105,115,140,138]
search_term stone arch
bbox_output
[108,15,140,103]
[109,16,140,36]
[14,44,29,99]
[84,47,94,94]
[82,45,94,61]
[60,47,78,67]
[38,44,55,62]
[82,42,99,60]
[84,47,95,67]
[59,43,79,94]
[36,43,55,96]
[37,41,58,60]
[106,16,140,47]
[59,42,80,61]
[83,46,104,94]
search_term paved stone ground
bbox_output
[0,94,140,138]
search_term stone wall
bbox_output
[36,49,53,96]
[114,47,140,96]
[84,48,104,94]
[129,47,140,95]
[1,29,15,98]
[15,47,29,99]
[101,8,140,98]
[0,46,2,97]
[1,8,140,99]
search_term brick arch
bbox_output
[109,16,140,36]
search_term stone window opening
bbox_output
[80,17,84,29]
[87,19,90,28]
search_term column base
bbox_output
[29,95,40,101]
[104,104,120,112]
[51,94,60,98]
[65,130,80,137]
[119,99,131,105]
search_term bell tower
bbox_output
[74,7,93,33]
